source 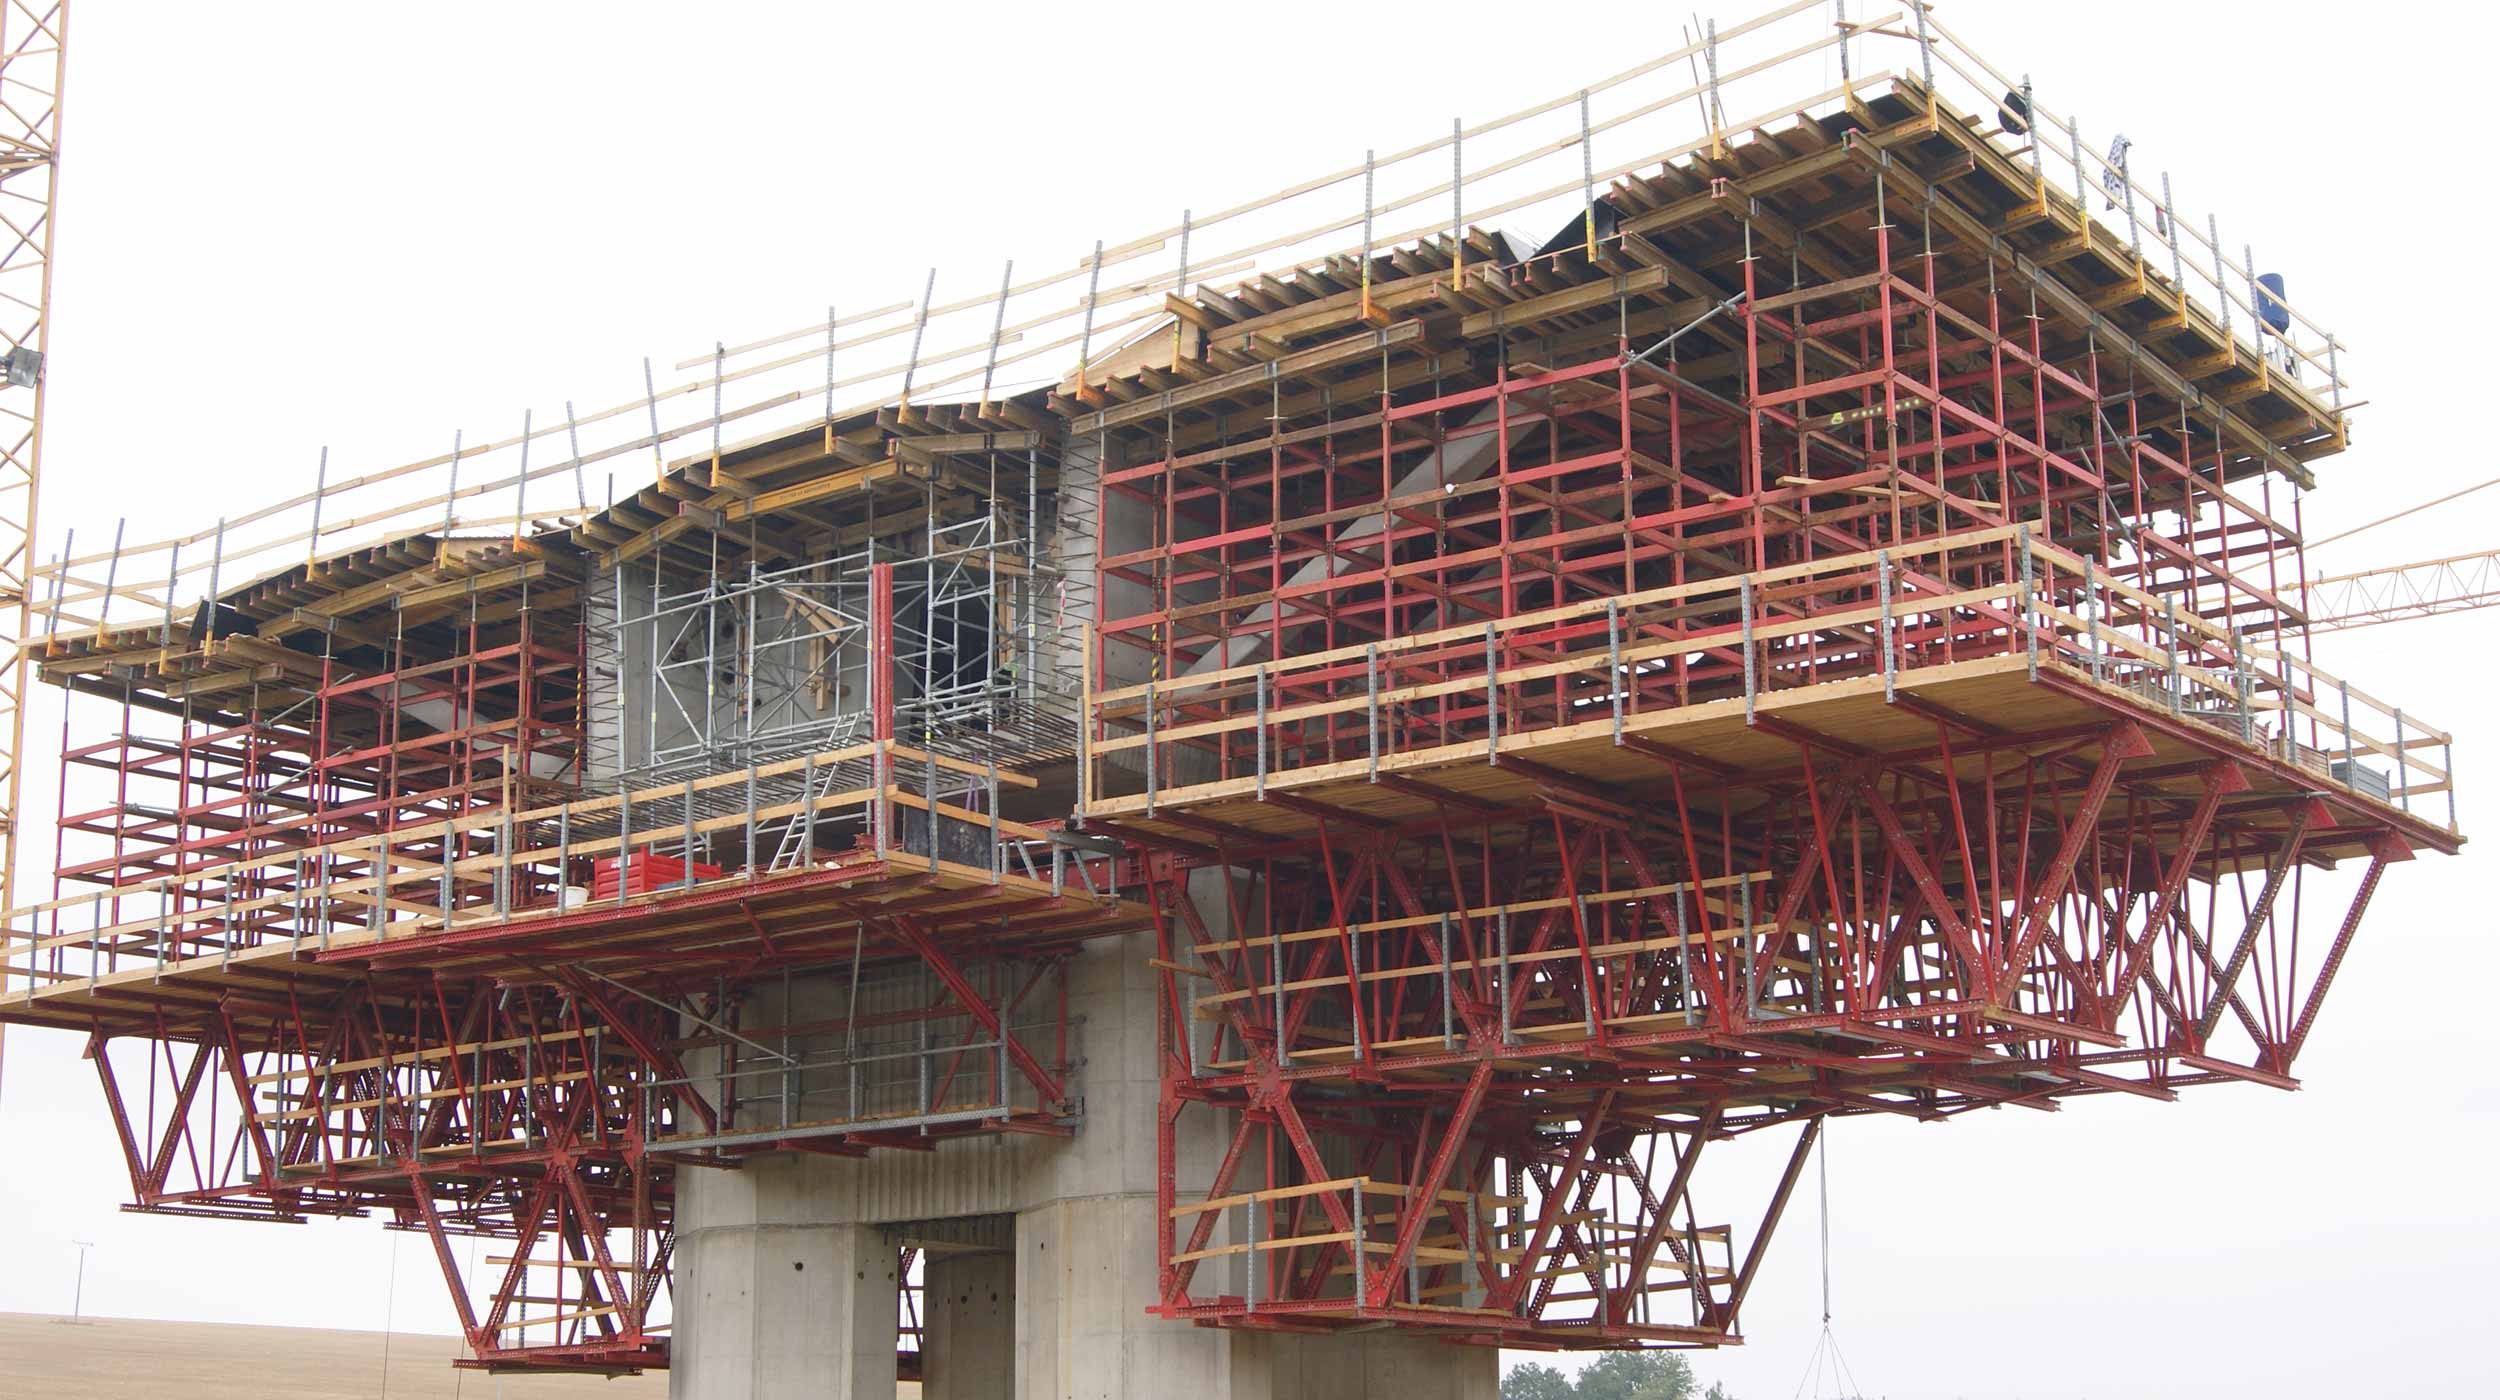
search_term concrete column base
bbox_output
[1015,1192,1221,1399]
[1226,1329,1501,1400]
[664,936,1493,1399]
[671,1157,900,1400]
[1013,1191,1496,1399]
[924,1251,1016,1399]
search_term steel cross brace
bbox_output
[1161,1103,1260,1304]
[1152,860,1284,1075]
[1995,723,2149,994]
[87,1033,160,1199]
[1486,1087,1618,1313]
[1751,774,1865,1006]
[211,1003,286,1188]
[1494,822,1610,1033]
[2192,798,2326,1048]
[2281,833,2411,1068]
[479,1169,569,1341]
[2101,761,2245,1026]
[1365,1059,1496,1307]
[1863,779,1991,1002]
[402,1166,490,1351]
[889,915,1067,1107]
[559,973,721,1136]
[1378,848,1502,1045]
[544,1162,641,1346]
[1513,1156,1612,1321]
[1707,1116,1821,1332]
[1606,1102,1722,1325]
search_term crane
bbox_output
[2306,548,2500,634]
[0,0,64,1092]
[2300,472,2500,633]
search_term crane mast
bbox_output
[0,0,65,1087]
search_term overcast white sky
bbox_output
[1,3,2494,1396]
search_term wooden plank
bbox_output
[1459,267,1677,337]
[1070,322,1423,434]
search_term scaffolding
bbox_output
[3,413,1124,1371]
[0,0,2462,1377]
[616,490,1073,785]
[1061,28,2451,1354]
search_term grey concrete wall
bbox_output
[923,1251,1015,1400]
[671,1157,899,1400]
[669,924,1497,1398]
[1227,1330,1501,1400]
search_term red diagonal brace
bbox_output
[1752,779,1864,1003]
[556,1161,639,1337]
[479,1172,563,1344]
[1367,1060,1496,1307]
[1712,1117,1822,1331]
[1379,853,1501,1045]
[891,916,1065,1106]
[212,1003,285,1189]
[1997,723,2149,997]
[2103,761,2245,1023]
[2281,831,2411,1067]
[1864,781,1991,1001]
[144,1041,213,1198]
[1607,1102,1721,1325]
[1164,1109,1256,1304]
[560,974,720,1135]
[86,1035,153,1200]
[406,1164,489,1350]
[1488,1087,1617,1312]
[2194,797,2328,1048]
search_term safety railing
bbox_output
[26,2,2346,644]
[1166,1175,1735,1321]
[246,1019,625,1176]
[2027,532,2453,824]
[1168,1178,1518,1310]
[642,1005,1069,1157]
[1908,9,2346,401]
[1,738,1123,998]
[1089,525,2452,830]
[1179,873,1775,1072]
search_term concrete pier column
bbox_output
[664,906,1496,1398]
[1009,919,1225,1398]
[922,1250,1016,1399]
[1226,1330,1501,1400]
[1004,913,1496,1399]
[1012,1193,1496,1399]
[671,1154,900,1400]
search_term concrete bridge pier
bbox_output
[669,1154,901,1400]
[668,930,1497,1399]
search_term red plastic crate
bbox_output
[592,850,723,899]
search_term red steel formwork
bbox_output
[1080,89,2456,1350]
[17,539,1140,1374]
[38,537,582,965]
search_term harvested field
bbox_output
[0,1312,678,1398]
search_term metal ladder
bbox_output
[766,723,860,872]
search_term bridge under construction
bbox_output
[0,4,2459,1397]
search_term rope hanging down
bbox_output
[1789,1123,1867,1400]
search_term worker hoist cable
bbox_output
[1789,1124,1868,1400]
